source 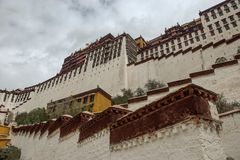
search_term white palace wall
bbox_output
[192,62,240,102]
[12,85,236,160]
[12,119,229,160]
[111,119,225,160]
[127,37,240,92]
[12,128,111,160]
[128,56,240,111]
[7,35,240,114]
[14,37,128,113]
[219,110,240,160]
[11,110,240,160]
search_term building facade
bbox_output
[47,87,112,119]
[0,0,239,117]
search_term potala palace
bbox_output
[1,0,240,159]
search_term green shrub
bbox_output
[0,146,21,160]
[112,95,128,105]
[216,94,240,113]
[15,108,49,125]
[121,88,134,98]
[134,88,145,97]
[112,88,134,105]
[144,79,165,91]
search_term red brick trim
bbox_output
[127,62,135,66]
[60,113,93,138]
[226,34,240,44]
[158,54,166,60]
[190,69,214,78]
[173,50,182,57]
[111,84,216,144]
[165,52,174,58]
[29,124,38,135]
[147,87,169,96]
[34,123,45,136]
[182,47,192,54]
[219,109,240,118]
[168,78,192,87]
[40,120,55,136]
[192,45,202,53]
[212,60,238,69]
[128,96,147,104]
[234,54,240,60]
[78,106,130,142]
[202,42,213,50]
[48,116,72,136]
[213,39,226,48]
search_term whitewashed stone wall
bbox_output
[128,58,240,111]
[12,37,128,113]
[127,38,240,92]
[12,128,111,160]
[12,119,228,160]
[220,110,240,160]
[192,60,240,102]
[111,119,226,160]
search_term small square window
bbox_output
[83,97,88,104]
[229,15,235,21]
[190,38,194,44]
[215,21,220,27]
[224,24,230,30]
[210,30,215,36]
[196,36,200,42]
[208,24,213,30]
[222,18,228,24]
[90,95,95,103]
[178,43,182,49]
[224,5,230,13]
[217,28,223,33]
[166,48,170,53]
[232,21,237,27]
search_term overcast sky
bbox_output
[0,0,223,90]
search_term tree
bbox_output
[27,108,49,124]
[144,79,165,91]
[15,112,29,125]
[15,108,49,125]
[134,88,145,97]
[237,46,240,54]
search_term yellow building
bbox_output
[47,87,112,118]
[135,36,147,49]
[0,124,10,149]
